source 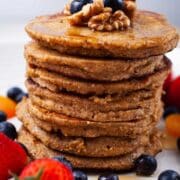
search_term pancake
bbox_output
[19,107,152,157]
[30,94,161,122]
[26,79,162,122]
[25,11,178,58]
[25,42,165,82]
[17,99,163,138]
[18,128,162,170]
[26,57,171,95]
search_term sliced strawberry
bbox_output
[19,159,73,180]
[0,133,27,180]
[166,76,180,109]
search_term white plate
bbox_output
[0,42,180,179]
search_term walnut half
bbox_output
[88,9,131,31]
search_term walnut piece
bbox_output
[64,0,136,31]
[88,9,130,31]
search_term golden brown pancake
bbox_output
[17,99,163,138]
[26,79,162,122]
[18,128,162,170]
[19,107,153,157]
[30,94,160,122]
[25,11,179,58]
[26,57,171,95]
[25,42,165,82]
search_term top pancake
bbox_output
[25,11,179,58]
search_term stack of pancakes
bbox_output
[17,11,179,170]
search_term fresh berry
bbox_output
[158,170,180,180]
[104,0,112,7]
[73,170,87,180]
[0,133,27,179]
[7,87,23,102]
[166,76,180,109]
[19,159,73,180]
[163,106,179,119]
[15,92,28,103]
[0,111,7,122]
[177,138,180,151]
[98,173,119,180]
[70,0,92,14]
[163,72,173,92]
[17,142,28,155]
[104,0,124,11]
[0,122,17,140]
[53,156,73,170]
[134,155,157,176]
[0,96,16,118]
[166,114,180,137]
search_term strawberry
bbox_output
[166,76,180,109]
[18,159,73,180]
[163,72,173,92]
[0,133,27,180]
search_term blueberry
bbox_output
[98,173,119,180]
[113,0,124,11]
[0,122,17,140]
[163,106,179,119]
[17,142,28,154]
[104,0,124,12]
[134,154,157,176]
[15,92,28,103]
[7,87,23,102]
[73,170,87,180]
[53,156,73,170]
[158,170,180,180]
[0,111,7,122]
[177,138,180,151]
[70,0,92,14]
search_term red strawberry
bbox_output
[163,72,173,92]
[19,159,73,180]
[0,133,27,180]
[166,76,180,109]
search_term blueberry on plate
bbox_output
[177,138,180,151]
[0,122,17,140]
[7,87,23,102]
[70,0,92,14]
[53,156,73,170]
[158,170,180,180]
[98,173,119,180]
[134,154,157,176]
[163,106,179,119]
[73,170,87,180]
[0,111,7,122]
[15,92,28,103]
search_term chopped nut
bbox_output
[88,10,130,31]
[124,0,137,19]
